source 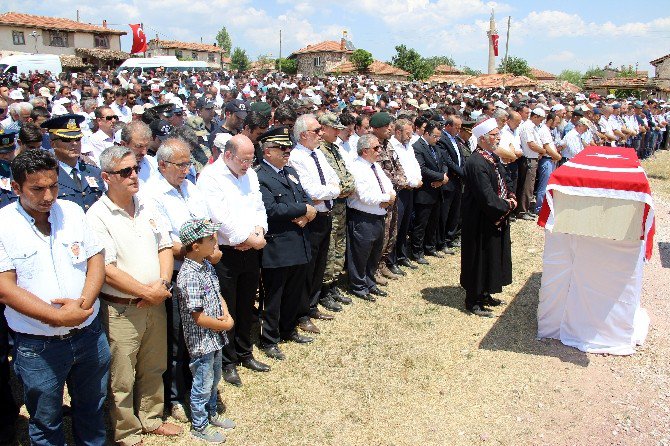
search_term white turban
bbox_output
[472,118,498,140]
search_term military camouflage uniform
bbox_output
[377,138,407,267]
[319,140,356,285]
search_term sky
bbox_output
[7,0,670,75]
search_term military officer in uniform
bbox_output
[256,127,316,361]
[317,112,356,311]
[0,129,18,209]
[41,114,103,212]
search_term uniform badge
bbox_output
[0,177,10,191]
[85,176,99,188]
[71,242,81,258]
[148,218,160,233]
[66,119,77,130]
[287,174,299,184]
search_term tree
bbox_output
[230,47,250,72]
[424,56,456,70]
[350,49,374,72]
[556,69,584,87]
[215,26,232,57]
[583,66,605,79]
[461,66,483,76]
[498,56,531,77]
[275,57,297,74]
[391,45,435,81]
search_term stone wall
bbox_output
[296,51,350,77]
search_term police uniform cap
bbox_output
[257,126,292,147]
[369,112,393,128]
[40,113,84,139]
[0,128,18,152]
[150,119,173,140]
[249,101,272,118]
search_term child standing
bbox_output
[176,219,236,443]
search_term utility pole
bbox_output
[504,16,511,73]
[279,29,282,62]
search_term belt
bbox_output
[100,292,141,306]
[347,207,385,219]
[317,210,332,216]
[18,327,85,341]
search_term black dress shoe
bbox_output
[319,295,343,312]
[387,264,406,276]
[369,286,388,297]
[410,255,430,265]
[466,304,495,318]
[222,367,242,386]
[261,344,286,361]
[298,318,320,334]
[349,289,376,302]
[283,331,313,344]
[310,309,335,320]
[483,294,506,307]
[240,357,271,372]
[425,250,445,258]
[398,259,418,269]
[333,291,352,305]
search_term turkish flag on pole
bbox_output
[491,34,499,57]
[129,24,147,54]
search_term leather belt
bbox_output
[17,327,85,341]
[100,292,141,306]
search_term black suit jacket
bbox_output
[412,137,447,205]
[257,162,312,269]
[436,132,465,193]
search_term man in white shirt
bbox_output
[84,106,117,163]
[559,118,589,162]
[110,89,132,124]
[499,110,523,195]
[389,118,422,270]
[196,134,270,387]
[535,113,562,214]
[120,121,159,186]
[516,108,545,219]
[146,138,218,422]
[346,134,394,301]
[288,114,341,332]
[0,149,110,445]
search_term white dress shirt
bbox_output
[196,157,267,246]
[560,128,585,159]
[537,123,556,156]
[0,200,103,335]
[111,103,132,124]
[335,137,356,165]
[519,120,541,158]
[145,173,210,269]
[288,143,340,213]
[500,124,521,155]
[347,156,393,216]
[389,136,421,188]
[137,155,160,187]
[84,129,115,163]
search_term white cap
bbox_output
[9,90,24,100]
[472,118,498,139]
[551,104,565,112]
[532,107,546,117]
[131,104,145,115]
[494,100,508,109]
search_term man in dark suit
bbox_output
[435,115,465,253]
[41,114,103,212]
[410,121,449,264]
[256,127,317,361]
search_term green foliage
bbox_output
[350,49,374,72]
[497,56,531,77]
[556,69,584,87]
[391,45,435,81]
[275,57,297,74]
[583,66,606,79]
[460,66,482,76]
[230,47,250,72]
[424,56,456,70]
[215,27,232,57]
[615,65,637,78]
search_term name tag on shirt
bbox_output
[69,241,85,264]
[0,177,10,191]
[85,176,99,188]
[148,218,161,234]
[288,174,299,184]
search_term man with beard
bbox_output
[460,118,516,317]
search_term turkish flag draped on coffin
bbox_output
[129,24,147,54]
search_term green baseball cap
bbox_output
[179,218,221,246]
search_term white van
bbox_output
[0,54,62,76]
[116,57,211,74]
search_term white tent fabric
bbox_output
[537,230,649,355]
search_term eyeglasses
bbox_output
[232,153,256,166]
[368,145,382,151]
[103,115,119,121]
[266,145,292,152]
[0,108,5,114]
[106,165,141,178]
[306,127,322,134]
[164,160,193,169]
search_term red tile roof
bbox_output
[434,64,462,75]
[292,40,353,55]
[0,12,126,35]
[149,39,224,54]
[530,68,556,80]
[327,60,409,78]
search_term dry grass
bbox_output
[11,151,670,446]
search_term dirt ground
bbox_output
[11,151,670,446]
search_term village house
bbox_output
[650,53,670,100]
[147,39,230,69]
[289,34,355,77]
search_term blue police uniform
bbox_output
[0,129,18,210]
[57,161,104,211]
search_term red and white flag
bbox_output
[129,24,147,54]
[491,34,499,57]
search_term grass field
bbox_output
[10,149,670,446]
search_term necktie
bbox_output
[371,164,386,193]
[430,144,438,162]
[309,151,332,210]
[72,168,82,190]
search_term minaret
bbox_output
[487,9,497,74]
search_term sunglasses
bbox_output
[103,115,119,121]
[0,108,4,114]
[267,145,292,152]
[107,165,141,178]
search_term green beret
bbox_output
[250,101,272,117]
[369,112,392,128]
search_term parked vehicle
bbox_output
[0,54,62,75]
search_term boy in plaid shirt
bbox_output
[176,219,235,443]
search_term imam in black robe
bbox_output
[460,148,514,306]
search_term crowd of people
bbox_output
[0,66,669,446]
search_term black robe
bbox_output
[460,149,514,296]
